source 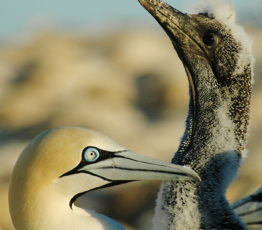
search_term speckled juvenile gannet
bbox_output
[137,0,255,229]
[9,127,199,230]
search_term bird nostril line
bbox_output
[111,159,117,168]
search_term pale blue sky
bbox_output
[0,0,261,39]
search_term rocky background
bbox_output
[0,26,262,229]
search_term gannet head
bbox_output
[138,0,254,169]
[9,127,199,229]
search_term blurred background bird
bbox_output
[0,0,262,229]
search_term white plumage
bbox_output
[9,127,199,230]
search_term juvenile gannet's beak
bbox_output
[137,0,209,60]
[74,150,200,182]
[137,0,219,138]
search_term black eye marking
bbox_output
[60,147,117,177]
[81,147,115,165]
[203,33,216,47]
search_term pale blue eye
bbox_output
[84,148,100,162]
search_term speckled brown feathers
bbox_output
[138,0,254,229]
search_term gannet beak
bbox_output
[137,0,211,61]
[137,0,215,134]
[78,150,200,182]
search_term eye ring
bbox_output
[84,147,100,162]
[203,33,216,47]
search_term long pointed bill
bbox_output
[137,0,214,135]
[137,0,209,60]
[80,150,200,182]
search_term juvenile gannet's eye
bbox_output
[84,147,100,162]
[203,33,216,47]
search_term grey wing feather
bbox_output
[232,187,262,225]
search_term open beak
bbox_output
[79,150,200,182]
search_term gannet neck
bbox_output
[11,175,123,230]
[153,152,245,229]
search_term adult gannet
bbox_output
[138,0,255,229]
[9,126,200,230]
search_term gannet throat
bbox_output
[9,127,199,230]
